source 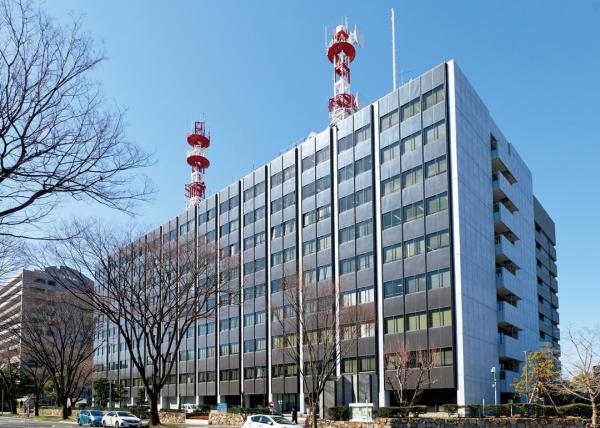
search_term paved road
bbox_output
[0,416,79,427]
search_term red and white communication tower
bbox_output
[326,21,362,123]
[185,120,210,208]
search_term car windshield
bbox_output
[117,412,134,417]
[272,417,295,425]
[90,411,103,416]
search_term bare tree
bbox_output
[21,361,50,416]
[384,339,437,415]
[0,347,32,414]
[0,0,152,240]
[554,327,600,427]
[38,220,230,425]
[19,296,96,419]
[272,275,361,428]
[0,236,24,282]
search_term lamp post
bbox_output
[491,367,498,407]
[522,350,529,404]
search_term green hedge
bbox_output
[377,406,427,418]
[327,406,349,421]
[440,403,593,419]
[228,407,271,415]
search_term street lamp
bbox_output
[490,367,498,407]
[522,350,529,404]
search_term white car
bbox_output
[101,411,142,428]
[242,414,300,428]
[182,403,195,414]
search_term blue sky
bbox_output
[41,1,600,328]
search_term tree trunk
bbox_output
[592,400,597,428]
[62,399,69,420]
[10,399,16,414]
[149,393,160,426]
[34,393,40,417]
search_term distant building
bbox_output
[94,61,559,410]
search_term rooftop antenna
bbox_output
[391,8,397,91]
[185,119,211,208]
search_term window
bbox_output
[401,132,422,154]
[342,358,358,373]
[383,243,402,263]
[426,192,448,215]
[316,147,330,165]
[424,120,446,145]
[354,155,372,176]
[403,201,424,222]
[341,291,356,307]
[435,348,454,366]
[340,258,355,275]
[354,124,371,144]
[244,313,255,326]
[426,229,450,251]
[317,234,331,251]
[302,154,315,171]
[271,278,282,293]
[406,312,427,331]
[220,344,230,356]
[303,239,316,255]
[356,219,373,239]
[381,141,400,164]
[382,208,402,229]
[405,274,426,294]
[302,205,331,227]
[342,325,358,340]
[356,252,373,271]
[423,85,445,110]
[338,163,354,183]
[283,165,295,182]
[303,269,316,284]
[317,264,332,281]
[360,322,375,337]
[357,285,374,304]
[255,311,265,324]
[425,155,447,178]
[255,181,265,196]
[338,134,353,153]
[318,205,331,220]
[428,268,451,290]
[404,237,425,258]
[402,166,423,188]
[359,356,376,372]
[244,212,254,224]
[256,338,266,351]
[339,225,355,244]
[380,109,399,131]
[382,174,401,196]
[384,279,403,298]
[400,98,421,121]
[385,315,404,334]
[429,308,452,328]
[339,187,372,213]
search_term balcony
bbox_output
[497,301,521,330]
[492,172,518,213]
[494,203,519,240]
[495,235,520,269]
[549,259,558,276]
[498,333,522,361]
[496,267,521,297]
[491,148,517,183]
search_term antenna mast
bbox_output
[391,8,397,90]
[185,120,210,208]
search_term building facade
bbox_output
[93,61,559,411]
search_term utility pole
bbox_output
[491,367,498,407]
[523,350,529,403]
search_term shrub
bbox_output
[160,408,185,413]
[377,407,401,418]
[229,407,271,415]
[558,404,592,418]
[463,404,481,417]
[327,406,349,421]
[441,404,459,416]
[377,406,427,418]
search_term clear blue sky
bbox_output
[41,1,600,328]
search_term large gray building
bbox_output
[93,60,559,411]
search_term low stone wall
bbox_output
[159,411,187,424]
[318,417,589,428]
[209,410,245,425]
[16,407,79,417]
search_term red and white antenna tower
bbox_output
[185,120,210,208]
[326,20,362,123]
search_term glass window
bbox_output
[384,279,403,298]
[406,312,427,331]
[317,234,331,251]
[338,134,353,153]
[282,165,295,182]
[428,268,451,290]
[341,291,356,307]
[404,237,425,258]
[342,358,358,373]
[425,155,447,178]
[357,285,374,304]
[382,174,401,196]
[342,325,358,340]
[338,163,354,183]
[317,264,332,281]
[435,348,454,366]
[317,205,331,220]
[271,278,282,293]
[426,229,450,251]
[403,201,424,222]
[402,166,423,188]
[360,322,375,337]
[316,147,330,165]
[244,313,254,326]
[400,98,421,121]
[302,154,315,171]
[354,125,371,144]
[426,192,448,215]
[354,155,372,176]
[356,219,373,239]
[303,239,316,255]
[303,269,316,284]
[340,258,355,275]
[384,316,404,334]
[382,208,402,229]
[423,85,445,110]
[405,274,426,294]
[381,141,400,164]
[424,120,446,145]
[383,243,402,263]
[429,308,452,328]
[339,225,355,244]
[356,252,373,271]
[401,132,422,155]
[380,109,399,131]
[303,210,317,227]
[359,356,376,372]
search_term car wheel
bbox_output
[115,423,119,428]
[78,418,82,426]
[102,422,106,428]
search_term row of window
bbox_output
[341,322,375,339]
[244,283,266,300]
[339,187,372,213]
[244,181,266,200]
[271,165,295,187]
[302,147,330,171]
[272,363,297,377]
[339,219,372,244]
[302,175,331,199]
[380,121,447,165]
[384,347,453,369]
[271,219,295,239]
[380,85,445,133]
[383,229,450,263]
[219,316,240,331]
[339,155,372,183]
[273,333,297,349]
[303,264,332,284]
[381,155,447,196]
[244,366,267,379]
[271,247,296,266]
[271,191,295,213]
[338,124,371,154]
[244,257,266,274]
[340,252,374,275]
[381,192,448,230]
[302,204,331,227]
[244,338,267,352]
[244,206,266,225]
[302,234,331,255]
[342,356,376,373]
[384,307,452,334]
[341,286,375,306]
[220,195,240,213]
[219,218,239,236]
[243,310,266,326]
[244,231,266,250]
[384,268,451,298]
[219,342,240,355]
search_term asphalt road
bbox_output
[0,416,80,427]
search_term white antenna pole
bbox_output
[391,8,397,90]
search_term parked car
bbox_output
[182,403,195,414]
[78,410,104,426]
[242,415,300,428]
[101,411,142,428]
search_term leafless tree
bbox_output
[554,327,600,427]
[38,220,231,425]
[0,0,152,240]
[21,361,50,416]
[0,235,24,282]
[19,295,96,419]
[384,339,438,415]
[0,346,27,414]
[272,275,361,428]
